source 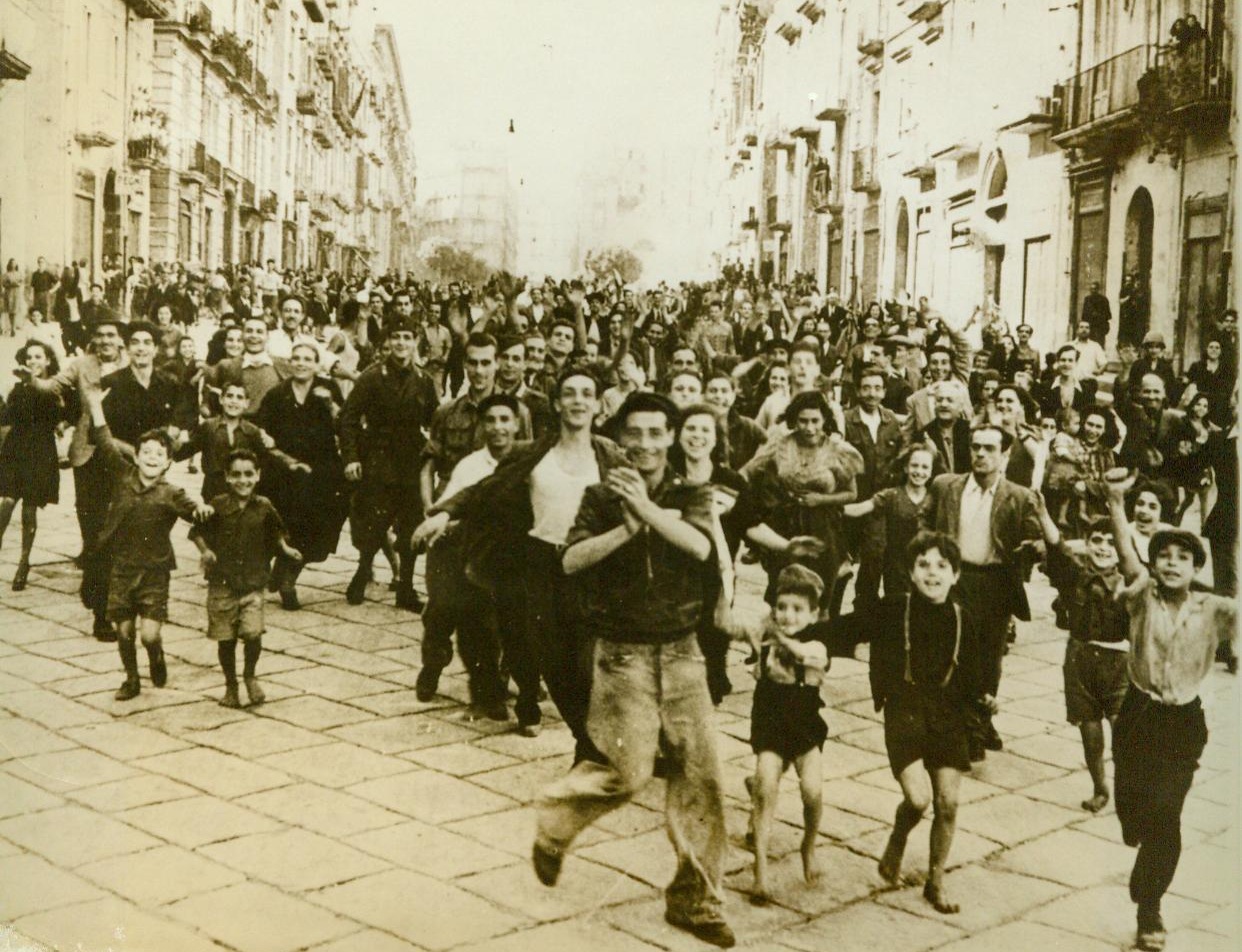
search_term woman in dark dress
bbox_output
[255,341,349,609]
[0,341,70,590]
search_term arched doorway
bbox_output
[893,200,910,297]
[1120,187,1153,347]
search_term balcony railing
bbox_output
[851,146,879,192]
[123,0,169,19]
[1055,43,1155,137]
[127,136,166,167]
[296,87,319,115]
[241,178,257,208]
[1159,33,1233,112]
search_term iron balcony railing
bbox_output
[1055,43,1156,135]
[1159,32,1233,111]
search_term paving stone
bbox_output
[0,804,160,866]
[346,819,514,879]
[1029,883,1214,945]
[0,852,107,920]
[329,713,478,754]
[955,792,1080,846]
[14,897,234,952]
[877,864,1069,933]
[313,868,526,950]
[0,769,65,817]
[967,750,1069,791]
[454,918,663,952]
[267,664,403,701]
[577,827,677,888]
[345,690,459,718]
[167,882,357,952]
[1193,903,1240,938]
[237,782,407,838]
[932,919,1119,952]
[445,805,610,858]
[994,827,1134,887]
[135,747,292,798]
[781,898,965,952]
[467,756,584,803]
[120,795,284,847]
[6,746,141,795]
[307,929,429,952]
[0,715,76,760]
[1168,842,1237,906]
[402,741,520,776]
[254,695,376,731]
[1023,770,1115,810]
[200,827,392,891]
[68,773,200,812]
[847,823,999,873]
[460,855,654,922]
[77,843,247,906]
[259,741,414,788]
[593,801,668,838]
[127,698,252,735]
[1004,730,1090,770]
[347,769,515,823]
[60,719,190,759]
[286,641,408,675]
[820,777,906,823]
[194,716,333,758]
[0,687,110,728]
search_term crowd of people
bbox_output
[0,258,1236,951]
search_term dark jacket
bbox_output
[1035,376,1099,418]
[101,366,194,446]
[843,405,905,496]
[437,433,628,593]
[916,418,972,476]
[338,357,439,486]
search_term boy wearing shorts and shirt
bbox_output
[83,384,211,701]
[1034,502,1131,812]
[190,449,301,708]
[1106,469,1236,951]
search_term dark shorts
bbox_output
[883,687,971,775]
[206,584,265,641]
[106,565,170,623]
[749,678,827,762]
[1063,639,1130,725]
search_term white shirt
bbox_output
[958,477,999,565]
[857,407,881,444]
[529,449,600,546]
[1073,339,1108,379]
[436,447,502,506]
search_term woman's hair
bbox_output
[670,403,730,471]
[1188,392,1212,418]
[15,339,59,376]
[1125,478,1175,521]
[1080,404,1120,449]
[783,389,836,434]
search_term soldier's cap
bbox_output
[775,564,825,604]
[386,313,419,337]
[1148,529,1206,568]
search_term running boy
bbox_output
[190,449,301,708]
[1105,469,1235,951]
[834,531,994,915]
[1034,502,1130,813]
[83,382,212,701]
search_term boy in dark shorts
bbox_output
[1034,502,1130,812]
[83,384,212,701]
[1105,469,1236,951]
[190,450,301,708]
[834,531,995,915]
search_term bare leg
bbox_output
[1079,720,1110,812]
[750,751,785,904]
[793,748,823,884]
[0,497,17,550]
[881,762,930,884]
[18,503,36,564]
[138,618,167,687]
[925,767,962,914]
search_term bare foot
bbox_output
[1082,791,1110,813]
[923,881,960,915]
[878,834,906,885]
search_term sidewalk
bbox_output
[0,465,1236,952]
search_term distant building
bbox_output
[420,153,517,273]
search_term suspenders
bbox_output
[902,593,962,689]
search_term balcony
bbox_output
[75,129,117,149]
[122,0,169,19]
[851,146,880,192]
[796,1,824,24]
[182,140,207,182]
[999,95,1062,135]
[1053,43,1156,145]
[186,2,212,34]
[296,87,319,115]
[776,22,802,45]
[0,48,32,80]
[241,178,257,209]
[815,99,847,123]
[127,136,166,168]
[312,118,333,148]
[303,0,325,23]
[906,1,943,22]
[1159,33,1232,118]
[857,37,884,57]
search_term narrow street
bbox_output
[0,463,1234,952]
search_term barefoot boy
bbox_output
[1105,469,1235,952]
[190,449,301,708]
[834,531,995,914]
[83,384,212,700]
[1034,501,1130,813]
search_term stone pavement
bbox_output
[0,460,1237,952]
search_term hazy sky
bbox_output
[367,0,718,274]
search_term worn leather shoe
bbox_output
[115,677,141,701]
[345,570,368,605]
[532,841,563,886]
[664,910,736,948]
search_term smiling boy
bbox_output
[1106,469,1236,951]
